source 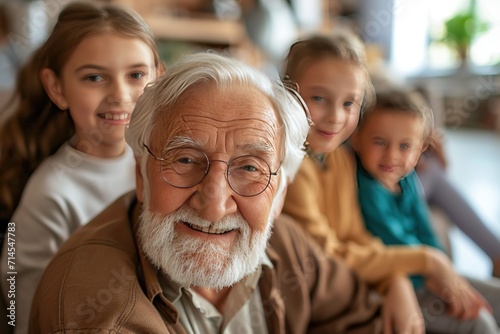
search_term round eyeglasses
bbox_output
[144,144,280,197]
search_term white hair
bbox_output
[126,52,309,206]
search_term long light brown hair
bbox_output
[0,2,162,225]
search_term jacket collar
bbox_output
[131,201,183,327]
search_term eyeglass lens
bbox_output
[159,148,273,196]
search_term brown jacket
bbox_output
[30,192,382,333]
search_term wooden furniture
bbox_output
[407,69,500,130]
[110,0,262,66]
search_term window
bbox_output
[391,0,499,75]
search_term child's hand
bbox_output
[383,275,425,334]
[445,282,491,320]
[425,248,492,320]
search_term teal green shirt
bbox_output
[356,156,443,289]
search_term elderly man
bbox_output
[30,53,382,333]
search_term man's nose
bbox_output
[189,161,237,222]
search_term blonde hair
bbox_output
[283,31,375,113]
[0,2,162,225]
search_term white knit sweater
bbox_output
[1,141,136,333]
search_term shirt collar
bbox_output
[160,254,274,305]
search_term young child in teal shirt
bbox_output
[351,89,500,333]
[352,90,443,289]
[355,147,443,289]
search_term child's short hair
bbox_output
[283,30,375,113]
[360,89,435,139]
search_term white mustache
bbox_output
[171,206,245,233]
[137,204,271,290]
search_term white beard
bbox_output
[137,204,273,290]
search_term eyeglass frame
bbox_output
[143,144,281,197]
[281,75,314,127]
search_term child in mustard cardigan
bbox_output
[282,32,500,333]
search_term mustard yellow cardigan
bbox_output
[283,145,432,292]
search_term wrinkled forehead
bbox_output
[150,83,283,163]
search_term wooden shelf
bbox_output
[143,14,246,45]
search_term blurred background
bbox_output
[0,0,499,278]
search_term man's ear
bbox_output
[40,68,68,110]
[135,158,144,203]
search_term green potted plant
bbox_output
[441,4,490,67]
